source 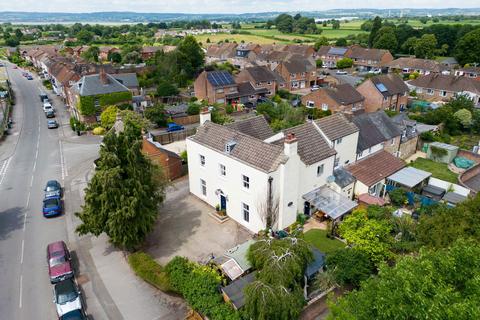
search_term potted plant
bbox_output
[215,204,220,212]
[219,209,226,217]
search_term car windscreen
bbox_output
[44,198,59,208]
[49,253,66,266]
[46,184,59,192]
[56,287,78,304]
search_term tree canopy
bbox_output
[328,240,480,320]
[75,117,166,249]
[455,28,480,66]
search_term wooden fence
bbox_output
[152,127,196,145]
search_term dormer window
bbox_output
[225,141,237,153]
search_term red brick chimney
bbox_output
[99,68,108,85]
[285,132,297,144]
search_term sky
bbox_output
[0,0,478,14]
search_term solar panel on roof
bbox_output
[328,47,348,55]
[375,83,388,92]
[207,71,235,87]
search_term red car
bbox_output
[47,241,73,284]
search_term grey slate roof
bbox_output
[165,103,189,117]
[315,113,359,141]
[221,271,256,310]
[409,74,480,94]
[77,73,129,96]
[226,116,274,140]
[113,73,139,88]
[325,84,365,106]
[282,55,315,74]
[371,74,409,97]
[352,111,402,152]
[225,82,268,99]
[189,121,287,173]
[275,122,336,166]
[244,66,277,82]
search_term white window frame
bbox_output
[321,103,328,111]
[427,88,434,95]
[219,164,226,176]
[200,179,207,196]
[242,202,250,222]
[440,90,447,97]
[336,137,342,144]
[199,154,205,166]
[242,175,250,189]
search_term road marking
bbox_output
[59,140,68,179]
[32,160,36,172]
[25,191,30,208]
[30,175,34,187]
[20,240,24,264]
[19,275,23,309]
[0,157,12,185]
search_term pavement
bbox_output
[146,178,252,266]
[0,60,186,320]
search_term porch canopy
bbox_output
[303,186,358,220]
[387,167,431,189]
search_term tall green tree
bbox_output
[414,34,438,59]
[75,118,166,249]
[275,14,294,33]
[177,35,205,74]
[373,26,398,53]
[455,28,480,66]
[328,240,480,320]
[326,248,374,288]
[338,209,393,264]
[368,16,382,48]
[81,46,100,62]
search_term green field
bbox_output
[202,18,480,46]
[408,158,459,184]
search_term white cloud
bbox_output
[0,0,478,13]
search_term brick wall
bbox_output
[383,136,402,156]
[458,149,480,164]
[357,80,384,112]
[142,139,183,181]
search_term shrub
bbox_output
[166,257,239,320]
[128,252,172,292]
[225,104,234,114]
[100,105,118,129]
[180,150,188,163]
[389,188,408,206]
[326,248,374,288]
[92,127,106,135]
[336,57,353,69]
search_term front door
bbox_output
[220,195,227,211]
[304,201,311,216]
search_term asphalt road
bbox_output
[0,63,74,319]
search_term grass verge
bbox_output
[304,229,345,254]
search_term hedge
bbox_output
[128,252,172,292]
[78,91,132,116]
[165,257,240,320]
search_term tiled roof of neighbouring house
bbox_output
[352,111,403,152]
[189,121,287,173]
[244,66,277,82]
[385,57,446,73]
[226,115,275,141]
[409,74,480,94]
[281,55,315,74]
[347,46,390,61]
[77,73,130,96]
[113,73,139,88]
[371,74,409,96]
[315,113,359,141]
[346,150,405,186]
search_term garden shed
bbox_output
[221,272,257,310]
[387,167,432,190]
[426,142,459,164]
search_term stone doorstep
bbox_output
[207,211,230,224]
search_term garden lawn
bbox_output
[408,158,458,184]
[304,229,345,255]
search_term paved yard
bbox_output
[145,177,252,265]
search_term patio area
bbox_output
[145,177,252,265]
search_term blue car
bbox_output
[167,123,185,132]
[43,196,62,217]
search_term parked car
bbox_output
[22,72,28,77]
[336,70,348,75]
[45,180,62,198]
[40,93,49,102]
[311,85,320,91]
[368,68,382,74]
[45,110,55,118]
[26,75,33,80]
[167,123,184,132]
[59,309,87,320]
[48,120,59,129]
[43,195,62,217]
[53,279,83,317]
[47,241,73,284]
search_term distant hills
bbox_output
[0,8,479,23]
